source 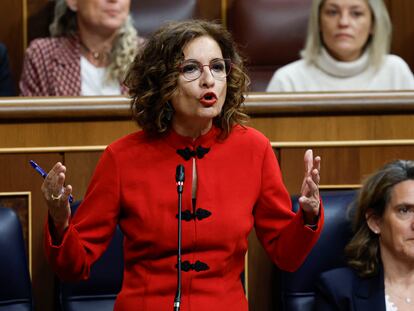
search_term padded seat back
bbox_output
[278,190,357,310]
[227,0,311,91]
[0,207,32,311]
[59,202,124,311]
[130,0,198,37]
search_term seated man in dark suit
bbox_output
[0,42,15,96]
[315,160,414,311]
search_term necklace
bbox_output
[386,287,412,304]
[79,41,108,61]
[392,295,412,304]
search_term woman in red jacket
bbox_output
[41,20,323,311]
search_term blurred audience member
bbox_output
[316,160,414,311]
[20,0,145,96]
[0,42,16,96]
[267,0,414,92]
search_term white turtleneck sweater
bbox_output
[266,49,414,92]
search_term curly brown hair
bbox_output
[124,20,249,138]
[345,160,414,277]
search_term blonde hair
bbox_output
[301,0,391,69]
[49,0,139,82]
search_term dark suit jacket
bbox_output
[315,266,385,311]
[0,42,15,96]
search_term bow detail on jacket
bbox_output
[177,260,210,272]
[177,208,212,221]
[176,146,210,161]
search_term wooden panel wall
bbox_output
[280,146,414,193]
[65,151,103,200]
[27,0,54,42]
[197,0,222,21]
[250,114,414,142]
[0,120,137,148]
[386,0,414,71]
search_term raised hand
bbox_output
[299,149,321,225]
[41,162,72,233]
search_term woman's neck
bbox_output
[383,253,414,287]
[325,46,362,62]
[172,118,213,139]
[78,24,118,67]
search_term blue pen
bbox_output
[29,160,74,203]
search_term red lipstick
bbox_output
[199,92,217,107]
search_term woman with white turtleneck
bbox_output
[266,0,414,92]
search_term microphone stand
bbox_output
[174,165,185,311]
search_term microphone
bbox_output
[174,164,184,311]
[176,164,185,193]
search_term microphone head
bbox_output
[175,164,185,183]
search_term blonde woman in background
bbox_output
[20,0,145,96]
[267,0,414,92]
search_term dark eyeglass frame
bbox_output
[178,58,232,82]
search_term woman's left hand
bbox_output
[299,149,321,225]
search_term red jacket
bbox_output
[45,125,323,311]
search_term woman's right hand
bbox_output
[41,162,72,235]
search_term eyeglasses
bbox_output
[179,58,232,81]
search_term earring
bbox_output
[66,1,78,12]
[165,102,173,121]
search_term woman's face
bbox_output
[170,35,228,135]
[369,180,414,263]
[319,0,373,61]
[66,0,130,35]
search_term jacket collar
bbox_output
[354,265,386,311]
[163,125,221,151]
[52,34,81,66]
